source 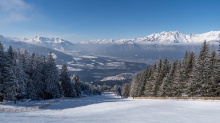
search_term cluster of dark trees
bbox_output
[0,42,101,101]
[109,85,121,95]
[122,41,220,98]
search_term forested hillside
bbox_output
[0,42,101,101]
[122,41,220,97]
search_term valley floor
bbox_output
[1,93,220,123]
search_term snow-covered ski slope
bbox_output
[1,93,220,123]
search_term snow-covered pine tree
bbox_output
[157,58,170,96]
[182,51,195,96]
[159,77,169,97]
[44,51,61,99]
[181,51,189,84]
[189,41,210,97]
[136,71,145,97]
[159,60,177,97]
[151,58,163,97]
[21,49,32,99]
[60,63,75,97]
[30,53,44,100]
[121,83,130,97]
[206,47,218,96]
[179,51,194,96]
[140,66,150,96]
[14,49,28,100]
[40,54,47,99]
[70,72,81,96]
[0,42,6,101]
[129,73,138,97]
[214,53,220,96]
[3,45,19,100]
[144,63,157,97]
[171,59,182,97]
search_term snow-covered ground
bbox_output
[0,99,58,109]
[1,93,220,123]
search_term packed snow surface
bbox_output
[1,93,220,123]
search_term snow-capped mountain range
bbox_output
[4,31,220,46]
[5,36,75,51]
[88,31,220,44]
[7,36,74,46]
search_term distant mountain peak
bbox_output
[8,36,74,46]
[4,36,75,51]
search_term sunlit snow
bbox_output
[1,93,220,123]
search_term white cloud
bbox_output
[0,0,33,23]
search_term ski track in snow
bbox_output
[1,93,220,123]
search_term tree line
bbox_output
[121,41,220,97]
[0,42,101,101]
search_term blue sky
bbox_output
[0,0,220,42]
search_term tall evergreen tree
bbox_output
[151,58,162,96]
[189,41,210,97]
[145,63,156,96]
[21,49,32,99]
[70,72,81,96]
[45,51,61,99]
[3,45,19,100]
[0,42,6,101]
[60,63,75,97]
[159,60,177,97]
[157,58,170,96]
[171,59,182,96]
[121,83,130,97]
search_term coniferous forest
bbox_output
[122,41,220,98]
[0,42,101,101]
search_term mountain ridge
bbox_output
[88,31,220,44]
[2,31,220,47]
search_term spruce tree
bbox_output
[171,59,182,96]
[159,60,177,97]
[3,45,19,100]
[151,58,162,96]
[70,73,81,96]
[157,58,170,96]
[189,41,210,97]
[30,53,43,100]
[21,49,32,99]
[121,83,130,97]
[145,63,156,96]
[0,42,6,101]
[60,63,75,97]
[45,51,61,99]
[14,49,28,99]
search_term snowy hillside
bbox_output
[88,31,220,44]
[1,93,220,123]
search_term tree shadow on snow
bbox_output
[0,98,59,108]
[42,93,131,110]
